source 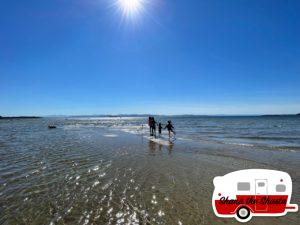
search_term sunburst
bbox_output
[115,0,146,22]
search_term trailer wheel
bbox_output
[236,206,250,221]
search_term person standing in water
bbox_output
[165,120,175,138]
[151,117,157,137]
[148,117,152,136]
[158,123,162,136]
[148,117,157,137]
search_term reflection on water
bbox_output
[0,119,188,225]
[148,140,174,156]
[148,140,157,154]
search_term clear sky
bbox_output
[1,0,299,116]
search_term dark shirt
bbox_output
[165,123,174,131]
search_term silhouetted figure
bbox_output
[165,120,175,138]
[158,123,162,136]
[148,117,156,137]
[151,117,157,137]
[148,117,152,135]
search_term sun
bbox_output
[117,0,144,17]
[119,0,142,12]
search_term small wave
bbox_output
[224,141,300,152]
[270,145,300,152]
[176,137,193,141]
[233,136,300,141]
[225,142,255,147]
[103,134,118,137]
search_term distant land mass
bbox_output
[0,116,41,120]
[261,114,299,117]
[0,114,299,119]
[69,114,300,117]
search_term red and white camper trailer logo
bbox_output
[212,169,298,222]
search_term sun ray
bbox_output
[115,0,146,22]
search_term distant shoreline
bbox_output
[0,116,42,120]
[261,114,300,117]
[0,114,299,119]
[67,113,300,117]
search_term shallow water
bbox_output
[0,117,299,225]
[63,115,300,151]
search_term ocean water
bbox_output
[0,116,299,225]
[64,115,300,151]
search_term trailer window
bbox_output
[258,182,265,187]
[276,184,286,192]
[237,182,250,191]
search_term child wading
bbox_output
[165,120,175,138]
[158,123,162,136]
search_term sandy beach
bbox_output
[1,118,299,225]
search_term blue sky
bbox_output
[1,0,299,116]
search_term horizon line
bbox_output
[1,113,299,118]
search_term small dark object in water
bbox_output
[48,125,56,129]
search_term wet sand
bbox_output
[0,126,299,225]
